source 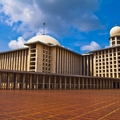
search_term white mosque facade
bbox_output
[0,26,120,89]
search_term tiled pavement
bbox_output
[0,90,120,120]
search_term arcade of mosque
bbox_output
[0,26,120,89]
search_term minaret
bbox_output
[109,25,120,46]
[43,22,46,35]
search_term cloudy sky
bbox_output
[0,0,119,54]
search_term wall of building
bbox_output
[82,54,93,76]
[93,47,120,78]
[0,48,28,71]
[50,47,57,73]
[29,43,83,75]
[55,47,82,75]
[36,44,44,72]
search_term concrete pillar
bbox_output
[69,77,71,89]
[96,79,98,89]
[74,77,76,89]
[108,80,111,89]
[103,79,105,89]
[82,78,84,89]
[89,78,92,89]
[78,77,80,89]
[100,79,102,89]
[54,76,56,89]
[86,78,88,89]
[106,80,107,89]
[106,79,108,89]
[115,82,117,89]
[42,75,45,89]
[7,73,10,89]
[23,74,25,89]
[29,74,32,89]
[111,80,113,89]
[65,77,66,89]
[48,76,51,89]
[108,79,110,89]
[36,75,38,89]
[0,72,1,89]
[15,74,18,89]
[60,76,62,89]
[104,80,106,89]
[93,79,95,89]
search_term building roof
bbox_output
[0,47,28,54]
[110,26,120,37]
[26,35,61,46]
[87,45,120,53]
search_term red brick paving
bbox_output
[0,90,120,120]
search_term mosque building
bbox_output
[0,26,120,89]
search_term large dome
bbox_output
[26,35,60,46]
[110,26,120,37]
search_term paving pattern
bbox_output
[0,90,120,120]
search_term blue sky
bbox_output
[0,0,119,54]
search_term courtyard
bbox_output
[0,90,120,120]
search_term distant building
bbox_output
[0,26,120,89]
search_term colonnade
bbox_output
[0,71,119,89]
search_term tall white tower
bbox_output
[109,26,120,46]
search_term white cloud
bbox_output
[0,0,103,38]
[105,46,110,48]
[8,37,27,49]
[72,41,82,47]
[36,28,50,36]
[81,41,101,51]
[98,32,108,35]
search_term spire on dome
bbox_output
[114,20,118,26]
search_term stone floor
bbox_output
[0,90,120,120]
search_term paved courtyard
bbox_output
[0,90,120,120]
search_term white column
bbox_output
[15,74,18,89]
[89,78,92,89]
[106,80,108,89]
[111,80,113,89]
[78,77,80,89]
[93,79,95,89]
[29,74,32,89]
[74,77,76,89]
[108,80,111,89]
[54,76,56,89]
[103,79,105,89]
[96,79,98,89]
[100,79,102,89]
[69,77,71,89]
[65,77,66,89]
[82,78,84,89]
[0,72,1,89]
[48,76,51,89]
[115,82,117,89]
[42,75,45,89]
[7,73,10,89]
[36,75,38,89]
[86,78,88,89]
[60,76,62,89]
[23,74,25,89]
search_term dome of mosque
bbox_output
[26,35,60,46]
[110,26,120,37]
